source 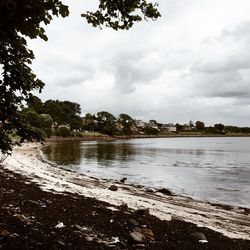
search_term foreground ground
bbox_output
[0,167,249,250]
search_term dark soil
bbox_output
[0,168,249,250]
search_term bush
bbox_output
[143,126,160,135]
[55,127,71,137]
[45,128,52,138]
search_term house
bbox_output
[183,124,193,131]
[135,119,146,129]
[161,123,177,132]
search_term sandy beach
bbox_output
[0,143,249,249]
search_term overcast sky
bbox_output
[29,0,250,126]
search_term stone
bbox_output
[172,215,185,222]
[135,208,150,216]
[190,232,207,241]
[120,177,127,183]
[133,244,146,248]
[119,203,128,210]
[13,214,30,224]
[85,236,94,241]
[0,229,10,237]
[128,219,139,227]
[26,200,40,206]
[140,228,154,241]
[157,188,173,196]
[55,222,65,228]
[109,185,118,191]
[129,231,147,243]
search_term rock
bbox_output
[140,228,154,241]
[13,214,30,224]
[74,224,90,233]
[128,219,139,227]
[55,222,65,228]
[157,188,173,196]
[119,203,128,210]
[129,231,147,243]
[190,232,207,241]
[120,177,127,183]
[0,229,10,237]
[172,215,185,222]
[85,236,94,241]
[135,208,150,216]
[26,200,40,206]
[133,244,146,248]
[109,185,118,191]
[57,240,65,246]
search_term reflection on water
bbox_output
[42,137,250,207]
[43,141,81,165]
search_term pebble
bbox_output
[0,229,10,237]
[130,231,147,243]
[157,188,173,196]
[135,208,150,216]
[190,232,207,241]
[109,185,118,191]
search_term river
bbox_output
[42,137,250,208]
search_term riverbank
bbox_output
[45,133,250,143]
[1,143,250,249]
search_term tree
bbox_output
[214,123,225,133]
[96,111,117,136]
[0,0,160,154]
[175,123,184,132]
[83,113,97,131]
[195,121,205,131]
[43,100,81,130]
[26,94,44,114]
[143,126,159,135]
[118,113,134,135]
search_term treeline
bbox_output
[176,121,250,134]
[22,96,139,137]
[21,96,250,139]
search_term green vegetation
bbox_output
[0,0,160,154]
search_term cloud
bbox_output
[190,22,250,101]
[27,0,250,126]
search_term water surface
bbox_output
[43,137,250,207]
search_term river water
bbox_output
[42,137,250,208]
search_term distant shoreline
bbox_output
[45,133,250,142]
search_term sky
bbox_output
[28,0,250,126]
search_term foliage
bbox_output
[175,123,184,132]
[96,111,117,136]
[26,94,44,114]
[195,121,205,131]
[82,0,161,30]
[0,0,160,154]
[118,113,134,135]
[43,100,81,130]
[83,113,97,131]
[214,123,225,133]
[54,127,71,137]
[143,125,159,135]
[225,126,250,134]
[40,114,53,129]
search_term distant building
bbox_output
[135,119,146,128]
[183,124,193,131]
[161,123,177,132]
